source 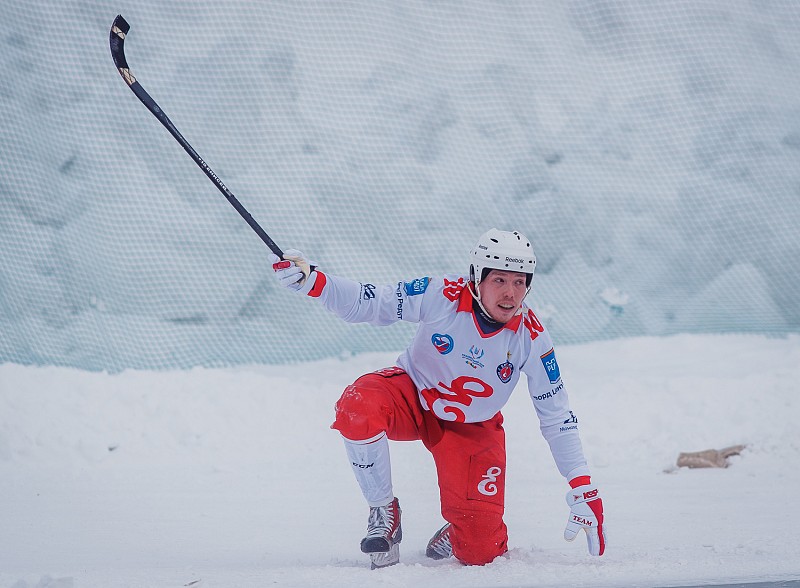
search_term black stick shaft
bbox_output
[110,15,284,258]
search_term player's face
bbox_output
[478,269,528,323]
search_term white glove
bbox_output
[564,482,607,556]
[268,249,318,295]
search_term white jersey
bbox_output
[306,271,590,480]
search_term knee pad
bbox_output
[443,507,508,565]
[331,380,390,441]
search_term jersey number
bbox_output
[420,376,494,423]
[442,277,466,302]
[523,309,544,340]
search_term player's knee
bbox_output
[455,537,507,566]
[445,508,508,566]
[331,381,387,440]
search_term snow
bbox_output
[2,333,799,587]
[2,2,799,585]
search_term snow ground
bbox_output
[1,333,799,588]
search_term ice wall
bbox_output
[1,1,799,369]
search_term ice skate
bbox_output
[368,543,400,569]
[360,497,402,568]
[425,522,453,560]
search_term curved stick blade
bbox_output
[110,15,135,85]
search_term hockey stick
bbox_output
[109,15,285,258]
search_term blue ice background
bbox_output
[1,1,799,370]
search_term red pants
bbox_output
[331,367,508,565]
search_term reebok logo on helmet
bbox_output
[470,228,537,289]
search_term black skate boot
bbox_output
[425,522,453,560]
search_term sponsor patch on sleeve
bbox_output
[360,283,376,300]
[404,277,430,296]
[540,348,561,384]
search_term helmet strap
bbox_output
[468,280,495,321]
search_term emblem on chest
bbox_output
[461,345,485,369]
[496,351,514,383]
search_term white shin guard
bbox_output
[342,432,394,507]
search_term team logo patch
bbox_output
[540,348,561,384]
[404,277,430,296]
[496,360,514,383]
[431,333,454,355]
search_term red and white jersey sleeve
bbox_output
[309,270,589,479]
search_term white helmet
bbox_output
[469,228,536,288]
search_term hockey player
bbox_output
[269,228,606,568]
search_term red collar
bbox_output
[457,283,523,334]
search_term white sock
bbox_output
[341,432,394,507]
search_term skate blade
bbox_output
[370,543,400,569]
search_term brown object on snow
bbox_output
[676,445,746,468]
